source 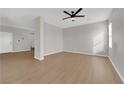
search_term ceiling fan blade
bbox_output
[74,15,85,17]
[63,11,71,16]
[63,17,71,20]
[74,8,82,16]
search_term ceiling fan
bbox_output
[63,8,85,21]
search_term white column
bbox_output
[34,16,44,61]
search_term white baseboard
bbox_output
[12,49,31,53]
[34,56,44,61]
[34,50,63,61]
[0,49,31,54]
[108,57,124,83]
[63,50,107,57]
[0,51,13,54]
[44,50,63,56]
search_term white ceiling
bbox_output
[1,8,112,30]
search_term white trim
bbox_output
[0,51,13,54]
[12,49,31,53]
[44,50,63,56]
[34,56,44,61]
[108,57,124,83]
[63,50,107,57]
[0,49,31,54]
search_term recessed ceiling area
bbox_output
[1,8,112,30]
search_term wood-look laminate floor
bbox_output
[0,51,122,84]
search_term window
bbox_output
[109,22,112,48]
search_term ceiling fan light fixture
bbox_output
[71,18,75,21]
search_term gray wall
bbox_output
[63,21,108,56]
[44,23,63,55]
[109,9,124,80]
